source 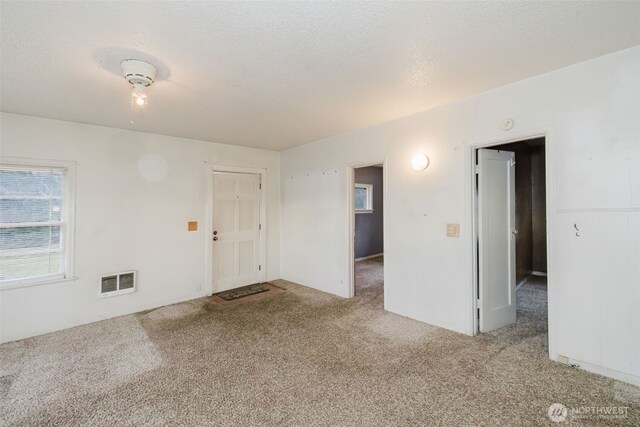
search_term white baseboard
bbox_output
[385,304,473,336]
[0,290,208,344]
[279,275,350,298]
[561,357,640,387]
[355,253,384,262]
[516,277,528,291]
[517,271,548,291]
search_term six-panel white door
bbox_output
[212,172,261,292]
[478,149,517,332]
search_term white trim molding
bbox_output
[0,156,77,291]
[465,126,558,362]
[347,158,388,308]
[355,253,384,262]
[354,182,373,213]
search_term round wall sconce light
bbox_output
[412,153,430,171]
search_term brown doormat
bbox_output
[211,282,284,306]
[216,283,269,301]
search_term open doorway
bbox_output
[473,137,548,347]
[353,164,384,308]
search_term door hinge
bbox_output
[259,223,262,230]
[475,165,480,174]
[259,265,262,271]
[259,183,262,189]
[510,159,516,167]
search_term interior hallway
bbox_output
[1,275,639,426]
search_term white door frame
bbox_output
[347,158,388,306]
[467,128,557,360]
[205,164,267,294]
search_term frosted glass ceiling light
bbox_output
[121,59,157,107]
[412,153,429,171]
[131,83,147,106]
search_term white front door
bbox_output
[212,172,261,292]
[478,149,517,332]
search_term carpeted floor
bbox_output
[1,264,639,426]
[355,255,384,308]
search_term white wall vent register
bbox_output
[99,271,136,297]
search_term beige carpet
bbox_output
[1,263,639,426]
[355,255,384,308]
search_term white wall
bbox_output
[280,46,640,385]
[0,113,280,343]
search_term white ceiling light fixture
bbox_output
[412,153,430,171]
[121,59,157,107]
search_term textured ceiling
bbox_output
[1,1,639,151]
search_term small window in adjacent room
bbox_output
[354,183,373,213]
[0,159,76,288]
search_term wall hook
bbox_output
[573,223,580,237]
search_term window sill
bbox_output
[355,209,374,214]
[0,276,78,291]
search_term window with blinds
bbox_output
[0,165,68,284]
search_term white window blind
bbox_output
[0,166,67,283]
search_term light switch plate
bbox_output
[446,223,460,237]
[188,221,198,231]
